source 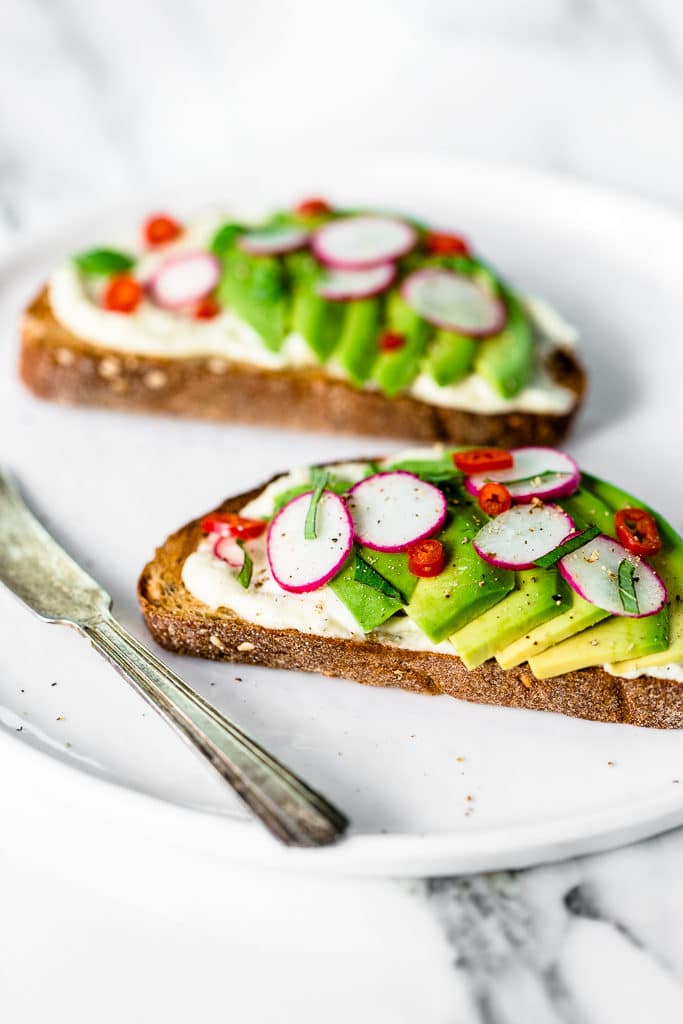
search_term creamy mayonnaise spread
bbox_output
[49,213,578,415]
[181,448,682,680]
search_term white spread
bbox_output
[49,212,578,415]
[605,661,683,684]
[181,448,683,680]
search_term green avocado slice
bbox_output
[529,605,670,678]
[424,330,476,386]
[291,285,345,361]
[406,498,514,644]
[328,554,403,632]
[218,249,289,351]
[357,548,417,603]
[473,291,533,399]
[336,299,381,385]
[496,594,609,669]
[451,568,571,669]
[371,292,431,397]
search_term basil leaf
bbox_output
[353,554,403,602]
[210,222,244,256]
[236,541,253,589]
[364,461,382,477]
[618,559,640,615]
[304,469,329,540]
[73,248,135,275]
[534,525,602,569]
[272,474,351,515]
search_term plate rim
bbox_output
[3,152,683,877]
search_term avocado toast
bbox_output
[22,201,584,445]
[139,446,683,729]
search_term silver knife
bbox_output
[0,472,348,847]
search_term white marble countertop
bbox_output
[3,1,683,1021]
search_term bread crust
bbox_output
[137,483,683,730]
[21,286,586,446]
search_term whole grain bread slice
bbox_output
[137,481,683,730]
[21,286,585,446]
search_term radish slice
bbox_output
[149,251,220,309]
[465,447,580,503]
[317,263,395,302]
[267,491,353,594]
[346,472,447,553]
[213,535,244,569]
[559,535,667,618]
[401,268,505,338]
[312,216,416,270]
[238,225,309,256]
[474,504,575,570]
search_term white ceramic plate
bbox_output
[1,157,682,877]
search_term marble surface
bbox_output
[2,1,683,1021]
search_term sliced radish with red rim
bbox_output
[238,225,309,256]
[401,269,505,338]
[316,263,395,302]
[473,504,575,570]
[312,215,417,270]
[465,447,580,503]
[213,535,244,569]
[267,491,353,593]
[149,251,220,309]
[346,472,447,553]
[559,534,666,618]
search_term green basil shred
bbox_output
[534,525,601,569]
[73,248,135,275]
[617,559,640,615]
[304,469,329,540]
[236,541,253,589]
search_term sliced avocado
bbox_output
[581,473,683,673]
[358,548,417,603]
[496,594,609,669]
[424,330,476,386]
[495,484,623,669]
[218,249,289,351]
[406,498,514,643]
[336,299,381,385]
[328,555,403,632]
[560,487,616,536]
[473,291,533,399]
[529,605,670,679]
[291,285,345,361]
[371,292,431,397]
[451,569,571,670]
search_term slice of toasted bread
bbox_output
[21,287,585,446]
[137,481,683,730]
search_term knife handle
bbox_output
[83,616,348,847]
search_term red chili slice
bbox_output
[407,539,445,578]
[615,507,662,557]
[295,197,331,218]
[194,296,221,320]
[379,331,405,352]
[425,232,470,257]
[144,213,183,247]
[201,513,266,540]
[453,448,514,474]
[477,481,512,517]
[102,275,142,314]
